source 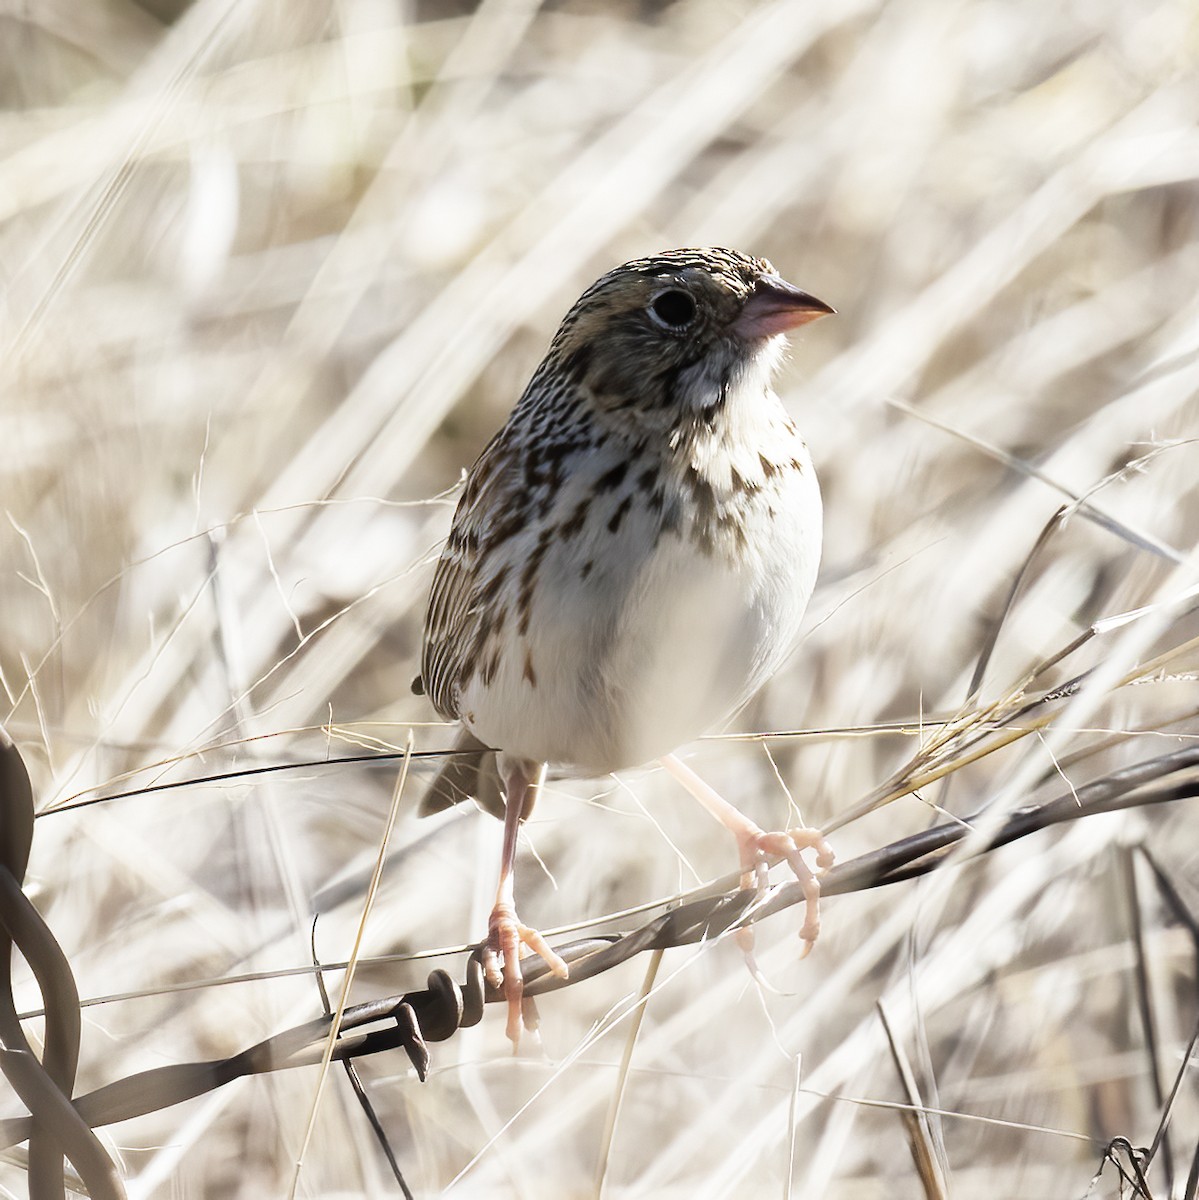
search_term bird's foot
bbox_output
[483,901,569,1045]
[735,826,836,957]
[655,755,835,962]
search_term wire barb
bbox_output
[2,733,1197,1183]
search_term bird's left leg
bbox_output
[485,757,569,1044]
[660,753,834,956]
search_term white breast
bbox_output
[457,397,821,774]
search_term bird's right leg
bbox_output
[484,757,569,1044]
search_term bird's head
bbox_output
[546,247,833,429]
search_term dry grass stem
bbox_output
[2,0,1198,1194]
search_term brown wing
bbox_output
[419,429,524,719]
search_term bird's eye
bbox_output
[649,289,697,329]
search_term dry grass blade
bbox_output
[1122,846,1174,1197]
[878,1002,949,1200]
[288,734,412,1198]
[309,919,414,1200]
[1135,847,1199,1182]
[826,604,1199,835]
[3,0,1199,1193]
[592,948,663,1199]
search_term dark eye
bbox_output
[649,289,697,329]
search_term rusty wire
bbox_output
[1,728,1197,1170]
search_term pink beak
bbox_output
[733,276,835,340]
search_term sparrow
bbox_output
[414,248,834,1041]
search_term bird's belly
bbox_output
[459,468,820,773]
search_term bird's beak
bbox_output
[733,276,835,340]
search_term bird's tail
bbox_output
[418,728,505,820]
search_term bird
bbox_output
[414,247,834,1042]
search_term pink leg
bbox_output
[483,758,569,1044]
[660,753,835,956]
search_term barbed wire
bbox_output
[2,725,1196,1187]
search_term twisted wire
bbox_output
[0,728,125,1199]
[0,731,1195,1173]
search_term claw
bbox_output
[486,902,569,1045]
[657,754,836,964]
[736,826,835,957]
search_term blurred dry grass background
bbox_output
[2,0,1199,1195]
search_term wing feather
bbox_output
[420,430,524,719]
